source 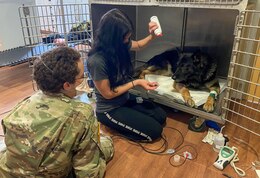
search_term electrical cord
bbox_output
[111,125,196,161]
[232,136,260,173]
[233,137,259,162]
[165,126,198,167]
[137,134,169,154]
[168,144,198,167]
[121,126,185,155]
[111,133,169,155]
[164,126,184,150]
[230,147,246,177]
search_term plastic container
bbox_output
[174,155,180,162]
[213,126,225,152]
[150,16,162,36]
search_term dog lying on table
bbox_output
[135,48,220,112]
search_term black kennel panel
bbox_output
[134,7,239,79]
[90,0,260,137]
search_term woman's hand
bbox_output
[130,21,161,51]
[135,79,159,90]
[148,21,159,39]
[94,79,158,99]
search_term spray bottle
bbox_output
[150,16,162,36]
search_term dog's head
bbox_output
[192,51,217,82]
[172,55,197,84]
[192,51,210,70]
[172,50,217,88]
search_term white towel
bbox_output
[145,74,226,106]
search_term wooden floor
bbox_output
[0,63,259,178]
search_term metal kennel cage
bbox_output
[19,3,91,60]
[19,3,93,93]
[222,10,260,136]
[89,0,260,136]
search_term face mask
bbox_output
[75,77,89,96]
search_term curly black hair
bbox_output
[33,47,81,93]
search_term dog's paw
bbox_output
[203,97,215,112]
[139,74,145,79]
[184,97,196,108]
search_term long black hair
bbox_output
[88,8,134,89]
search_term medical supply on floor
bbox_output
[213,126,225,152]
[213,146,236,170]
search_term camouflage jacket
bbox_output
[0,91,112,178]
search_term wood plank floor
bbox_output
[0,63,259,178]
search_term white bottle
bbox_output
[213,126,225,152]
[150,16,162,36]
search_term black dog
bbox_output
[135,48,220,112]
[136,49,179,79]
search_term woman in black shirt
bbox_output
[87,8,166,141]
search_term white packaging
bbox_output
[150,16,162,36]
[213,126,226,152]
[213,133,225,152]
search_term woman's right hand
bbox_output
[148,21,159,40]
[134,79,159,91]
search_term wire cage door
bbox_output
[222,10,260,136]
[19,3,91,58]
[19,3,92,93]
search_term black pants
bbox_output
[96,95,167,141]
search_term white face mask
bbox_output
[75,77,90,96]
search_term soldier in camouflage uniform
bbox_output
[0,47,114,178]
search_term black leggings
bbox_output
[96,95,167,141]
